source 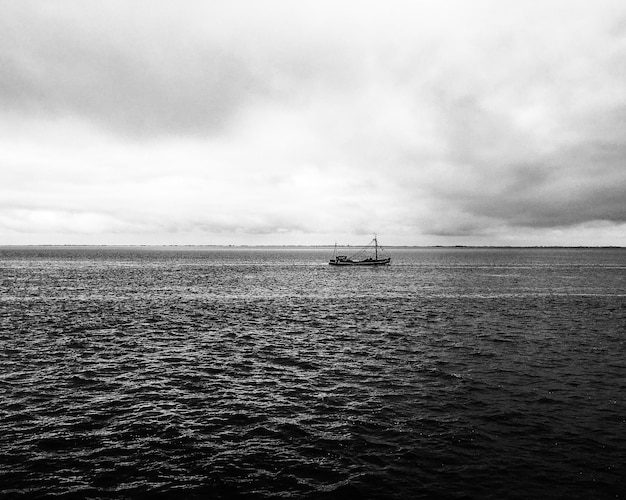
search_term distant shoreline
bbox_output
[1,245,624,250]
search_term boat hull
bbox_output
[329,258,391,266]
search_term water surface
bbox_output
[1,247,624,498]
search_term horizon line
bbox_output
[0,244,624,249]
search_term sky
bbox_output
[1,0,625,246]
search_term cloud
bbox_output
[1,0,625,244]
[0,4,262,136]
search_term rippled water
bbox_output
[1,246,625,499]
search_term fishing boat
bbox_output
[329,235,391,266]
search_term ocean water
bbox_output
[1,246,625,499]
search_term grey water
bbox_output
[1,246,625,499]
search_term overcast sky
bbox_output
[1,0,625,246]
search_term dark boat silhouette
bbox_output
[329,235,391,266]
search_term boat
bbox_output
[329,235,391,266]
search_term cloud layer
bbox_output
[1,0,625,245]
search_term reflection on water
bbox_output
[1,247,625,498]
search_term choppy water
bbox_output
[1,246,625,499]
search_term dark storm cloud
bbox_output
[0,13,258,136]
[0,1,357,137]
[410,46,626,237]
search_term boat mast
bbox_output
[374,234,378,260]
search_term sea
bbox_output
[1,246,624,499]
